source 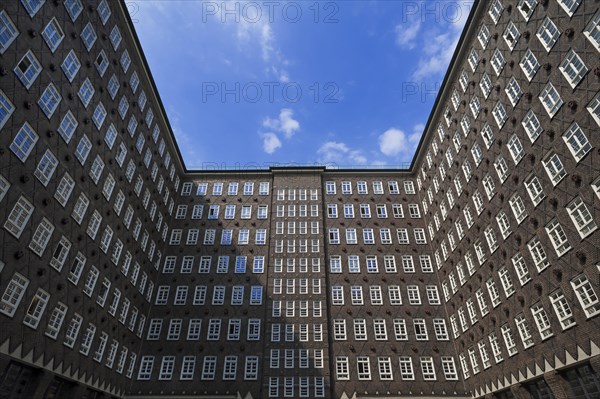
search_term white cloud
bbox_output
[378,124,424,158]
[378,128,407,156]
[317,141,367,165]
[260,24,274,61]
[412,31,459,80]
[402,0,474,81]
[394,20,421,49]
[261,133,282,154]
[262,108,300,139]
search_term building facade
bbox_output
[0,0,599,398]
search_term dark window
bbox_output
[562,363,600,398]
[525,378,555,399]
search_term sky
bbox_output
[127,0,474,169]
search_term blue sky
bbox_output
[129,1,473,169]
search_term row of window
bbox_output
[3,192,160,297]
[330,284,438,306]
[325,202,421,218]
[334,355,457,382]
[450,273,600,347]
[332,317,449,341]
[146,318,262,341]
[175,203,269,220]
[162,256,325,275]
[268,323,325,342]
[0,272,139,378]
[328,227,428,245]
[268,376,326,398]
[325,180,416,195]
[442,198,597,302]
[137,354,269,382]
[154,285,263,306]
[328,253,433,274]
[168,228,268,246]
[183,181,271,196]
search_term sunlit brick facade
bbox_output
[0,0,599,398]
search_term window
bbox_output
[81,22,97,51]
[110,26,122,50]
[563,123,592,162]
[421,357,436,380]
[567,197,597,238]
[492,101,508,128]
[522,110,543,142]
[407,285,421,305]
[78,78,95,108]
[0,89,15,129]
[478,24,490,48]
[560,49,588,88]
[501,324,518,356]
[414,319,428,340]
[498,267,515,297]
[399,357,414,380]
[33,149,58,187]
[95,50,109,77]
[97,0,111,24]
[537,17,560,51]
[158,356,175,381]
[64,0,83,21]
[480,73,492,98]
[546,219,571,256]
[92,102,106,129]
[481,124,494,148]
[357,356,371,380]
[29,218,54,256]
[589,92,600,127]
[524,174,545,205]
[489,0,503,24]
[503,21,520,50]
[250,286,262,305]
[378,357,393,380]
[505,77,522,106]
[0,273,29,317]
[571,274,600,318]
[512,253,530,286]
[201,356,217,380]
[584,10,600,51]
[527,237,549,272]
[550,290,576,329]
[558,0,581,16]
[531,303,553,340]
[507,135,524,164]
[4,196,34,239]
[468,48,480,71]
[542,152,567,186]
[520,49,540,81]
[518,0,537,20]
[483,175,496,200]
[494,156,509,182]
[136,356,155,381]
[38,83,62,118]
[458,70,468,92]
[491,48,505,75]
[180,356,196,380]
[45,302,67,339]
[434,319,449,341]
[14,50,41,89]
[42,18,64,52]
[0,11,18,55]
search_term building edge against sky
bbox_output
[0,0,599,399]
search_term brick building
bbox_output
[0,0,599,398]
